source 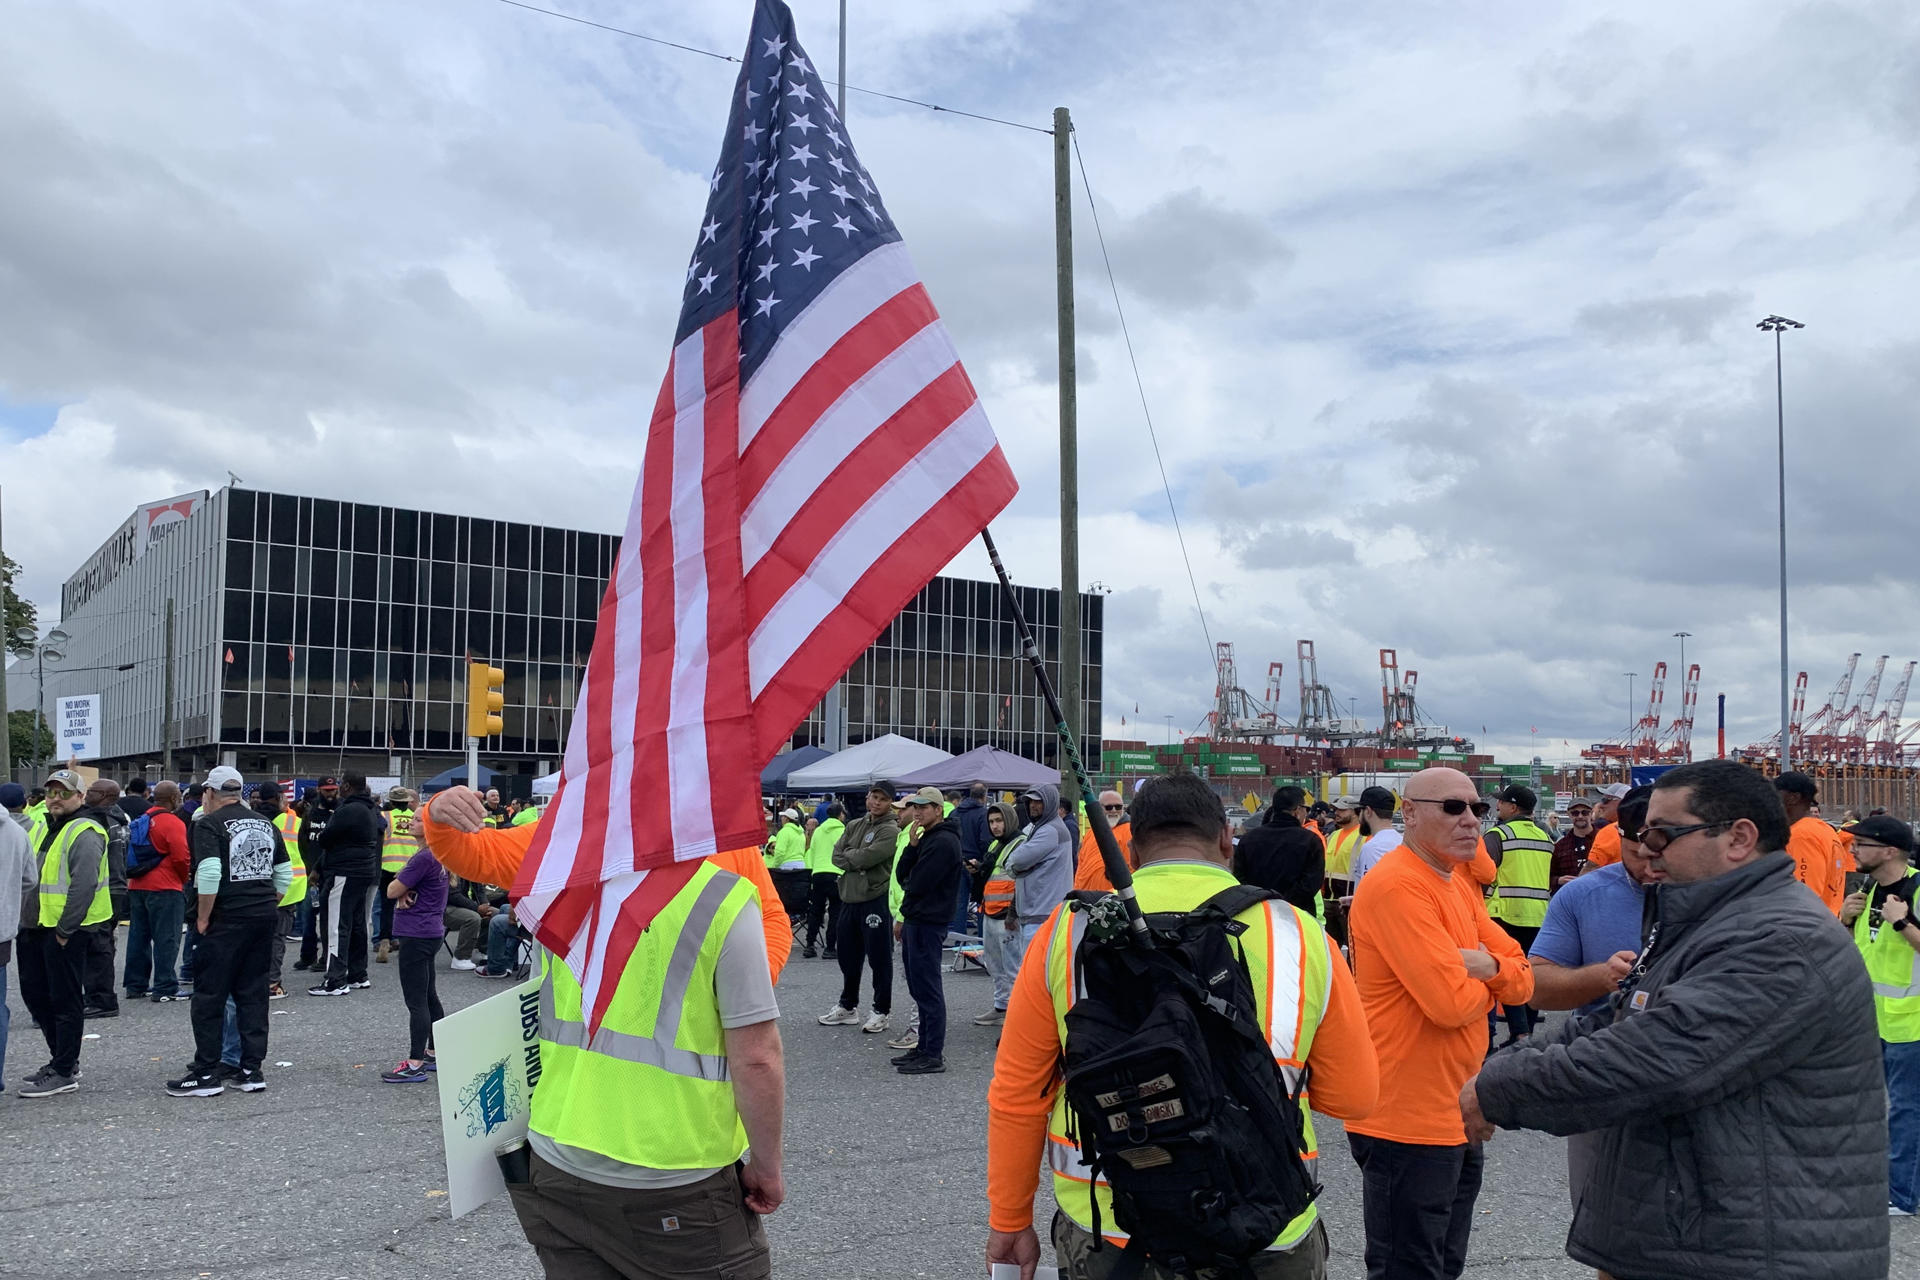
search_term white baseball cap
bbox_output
[206,765,245,793]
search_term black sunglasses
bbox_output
[1101,803,1124,813]
[1404,797,1491,819]
[1640,821,1730,854]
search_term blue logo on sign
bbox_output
[455,1057,523,1138]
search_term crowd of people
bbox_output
[2,755,1912,1280]
[0,771,537,1099]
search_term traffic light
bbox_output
[466,661,505,739]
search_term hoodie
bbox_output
[1232,815,1325,915]
[1007,782,1074,926]
[895,815,964,925]
[317,792,384,880]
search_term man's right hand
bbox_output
[987,1226,1041,1280]
[1842,889,1870,926]
[1459,945,1498,981]
[428,786,490,834]
[740,1159,785,1215]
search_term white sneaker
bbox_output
[818,1005,861,1026]
[886,1027,919,1050]
[450,958,477,971]
[862,1012,890,1034]
[1892,1204,1915,1217]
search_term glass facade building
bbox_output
[18,486,1101,786]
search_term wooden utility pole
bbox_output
[1054,106,1081,812]
[162,597,176,778]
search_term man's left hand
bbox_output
[1459,1077,1496,1143]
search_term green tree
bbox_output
[2,553,36,657]
[7,708,51,769]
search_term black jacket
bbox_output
[895,816,963,925]
[1233,811,1324,914]
[299,795,337,876]
[1477,853,1888,1280]
[317,793,383,880]
[952,796,991,865]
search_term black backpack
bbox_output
[1060,885,1318,1279]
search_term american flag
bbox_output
[514,0,1017,1029]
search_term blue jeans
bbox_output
[486,912,522,973]
[125,888,186,997]
[1888,1037,1920,1213]
[221,996,240,1069]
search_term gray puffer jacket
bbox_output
[1476,852,1888,1280]
[1007,782,1073,926]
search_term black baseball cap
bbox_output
[1773,771,1818,799]
[1850,814,1913,853]
[1358,785,1396,815]
[1495,783,1537,812]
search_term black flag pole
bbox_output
[981,529,1150,944]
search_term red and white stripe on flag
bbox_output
[512,225,1015,1031]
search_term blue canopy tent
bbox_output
[761,745,834,792]
[420,762,501,794]
[893,744,1060,793]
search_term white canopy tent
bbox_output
[784,733,952,792]
[532,772,561,797]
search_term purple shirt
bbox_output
[393,849,449,939]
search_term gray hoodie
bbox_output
[1007,782,1073,926]
[0,812,36,964]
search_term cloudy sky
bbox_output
[4,0,1918,763]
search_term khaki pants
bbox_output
[1052,1212,1328,1280]
[509,1152,769,1280]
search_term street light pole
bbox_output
[1758,315,1803,769]
[1674,631,1691,678]
[15,626,70,776]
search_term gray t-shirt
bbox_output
[532,900,778,1189]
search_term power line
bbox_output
[490,0,1051,134]
[1069,134,1217,670]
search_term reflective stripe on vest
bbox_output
[530,863,756,1169]
[1325,825,1363,876]
[1041,867,1332,1251]
[381,808,416,872]
[38,816,112,929]
[1854,889,1920,1042]
[1487,820,1554,927]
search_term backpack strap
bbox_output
[1191,883,1277,923]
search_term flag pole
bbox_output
[981,529,1147,943]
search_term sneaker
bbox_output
[219,1063,245,1083]
[268,983,287,1000]
[165,1069,224,1098]
[382,1062,430,1084]
[152,992,189,1003]
[895,1055,946,1075]
[1893,1204,1916,1217]
[291,960,314,972]
[308,983,350,997]
[422,1056,438,1072]
[818,1005,861,1026]
[237,1068,267,1092]
[125,989,148,1000]
[375,940,392,964]
[349,979,373,990]
[822,948,837,960]
[283,933,302,942]
[862,1012,891,1034]
[19,1069,79,1098]
[889,1050,924,1066]
[802,947,818,959]
[473,967,512,980]
[82,1004,120,1019]
[886,1027,920,1050]
[22,1064,80,1084]
[972,1008,1006,1026]
[450,958,477,971]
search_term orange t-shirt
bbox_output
[1785,816,1844,915]
[1346,844,1532,1146]
[1464,838,1496,887]
[984,872,1379,1233]
[1071,823,1137,893]
[417,798,791,981]
[1585,822,1621,869]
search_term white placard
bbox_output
[434,972,544,1218]
[991,1267,1059,1280]
[56,693,101,761]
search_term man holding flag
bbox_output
[423,0,1016,1273]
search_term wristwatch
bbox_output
[1895,914,1919,934]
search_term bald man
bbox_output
[1346,768,1532,1280]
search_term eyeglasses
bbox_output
[1639,821,1730,854]
[1403,797,1491,819]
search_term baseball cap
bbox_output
[43,769,88,796]
[780,807,800,821]
[1495,783,1537,810]
[1849,814,1914,853]
[1589,782,1630,801]
[317,775,339,789]
[1566,798,1593,811]
[254,781,283,801]
[206,765,245,793]
[0,783,24,809]
[1358,785,1397,814]
[1330,794,1361,811]
[1773,771,1818,799]
[905,786,945,807]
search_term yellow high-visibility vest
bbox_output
[1042,862,1333,1252]
[381,808,416,873]
[275,812,308,909]
[531,861,759,1170]
[1486,819,1554,929]
[38,816,112,930]
[1854,877,1920,1044]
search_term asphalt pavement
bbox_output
[3,928,1915,1279]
